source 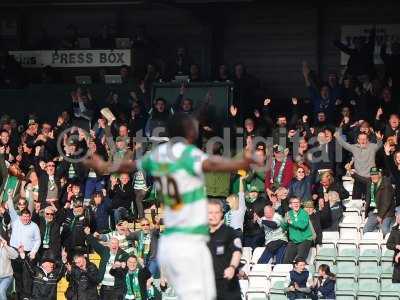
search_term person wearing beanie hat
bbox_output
[386,207,400,283]
[18,246,68,300]
[349,166,395,237]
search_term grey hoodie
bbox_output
[335,133,382,177]
[0,243,18,278]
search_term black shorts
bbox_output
[216,278,241,300]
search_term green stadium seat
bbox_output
[245,291,268,300]
[337,242,359,258]
[381,262,394,275]
[268,294,287,300]
[358,260,380,275]
[336,290,357,300]
[314,258,335,271]
[357,276,380,299]
[379,283,400,300]
[336,275,357,292]
[381,273,396,289]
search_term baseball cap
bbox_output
[303,201,315,209]
[116,136,126,143]
[73,198,84,207]
[248,186,260,193]
[27,119,37,126]
[273,145,285,153]
[370,167,382,176]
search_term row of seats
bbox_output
[244,262,400,300]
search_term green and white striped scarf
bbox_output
[125,270,141,300]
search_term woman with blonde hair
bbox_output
[312,171,349,230]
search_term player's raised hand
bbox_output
[264,98,271,106]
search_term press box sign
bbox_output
[9,49,131,68]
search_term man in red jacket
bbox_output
[265,145,294,194]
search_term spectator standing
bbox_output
[208,199,242,300]
[126,218,160,277]
[110,255,156,300]
[18,247,68,300]
[85,227,129,300]
[386,207,400,283]
[0,237,18,300]
[31,205,61,260]
[7,193,41,300]
[265,145,294,193]
[65,252,99,300]
[334,130,383,199]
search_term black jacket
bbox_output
[66,262,99,300]
[23,257,66,300]
[386,224,400,283]
[60,210,90,252]
[109,183,134,210]
[110,267,152,300]
[32,213,61,256]
[35,158,62,206]
[85,234,129,284]
[354,174,395,219]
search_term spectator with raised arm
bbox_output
[334,129,383,199]
[334,27,376,79]
[18,246,68,300]
[65,252,99,300]
[7,192,41,300]
[84,226,129,300]
[302,62,335,121]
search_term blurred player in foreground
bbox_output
[87,113,261,300]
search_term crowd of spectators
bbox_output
[0,25,400,300]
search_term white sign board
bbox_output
[340,24,400,65]
[8,49,131,68]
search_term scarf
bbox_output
[370,180,381,209]
[136,231,151,259]
[224,210,232,226]
[1,175,19,203]
[43,221,51,246]
[271,157,287,189]
[69,216,78,230]
[48,177,56,191]
[125,270,141,300]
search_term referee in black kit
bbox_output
[208,199,242,300]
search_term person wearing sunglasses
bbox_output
[126,218,160,277]
[288,163,312,204]
[32,205,61,261]
[34,157,62,207]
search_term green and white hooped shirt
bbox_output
[138,142,209,240]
